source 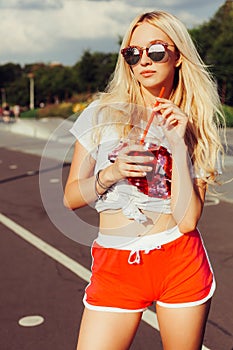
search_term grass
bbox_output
[223,105,233,127]
[20,103,73,119]
[20,109,39,119]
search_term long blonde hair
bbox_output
[95,10,225,184]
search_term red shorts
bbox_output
[84,227,215,312]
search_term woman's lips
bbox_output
[140,70,156,77]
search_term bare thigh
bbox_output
[156,300,211,350]
[76,307,142,350]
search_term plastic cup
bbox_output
[108,135,172,198]
[127,140,172,198]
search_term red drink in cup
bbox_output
[108,138,172,198]
[127,142,172,198]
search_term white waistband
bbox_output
[96,225,183,251]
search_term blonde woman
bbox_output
[64,10,224,350]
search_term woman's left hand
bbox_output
[153,97,189,148]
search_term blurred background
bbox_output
[0,0,232,123]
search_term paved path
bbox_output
[0,118,233,350]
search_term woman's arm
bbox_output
[64,141,102,209]
[154,97,206,233]
[171,141,206,232]
[64,140,154,210]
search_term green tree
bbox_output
[75,50,117,92]
[34,65,73,104]
[189,0,233,105]
[0,63,23,105]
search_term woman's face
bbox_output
[128,21,180,99]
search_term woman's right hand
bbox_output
[102,143,154,186]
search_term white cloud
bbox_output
[0,0,225,65]
[56,1,155,39]
[0,1,148,57]
[0,9,55,54]
[0,0,63,9]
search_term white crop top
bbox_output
[70,100,197,223]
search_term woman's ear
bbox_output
[175,53,182,68]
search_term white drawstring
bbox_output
[128,246,162,265]
[128,250,141,264]
[144,245,161,254]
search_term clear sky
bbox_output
[0,0,224,66]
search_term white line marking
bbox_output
[18,315,44,327]
[9,164,18,169]
[0,213,91,281]
[142,309,160,329]
[204,196,220,206]
[49,178,60,183]
[0,213,210,350]
[27,170,36,176]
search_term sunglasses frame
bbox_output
[121,41,175,66]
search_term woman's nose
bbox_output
[140,50,152,65]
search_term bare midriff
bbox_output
[99,209,177,237]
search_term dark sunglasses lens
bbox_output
[123,47,140,65]
[148,44,166,62]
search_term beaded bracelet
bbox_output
[96,169,109,190]
[94,169,109,199]
[94,184,102,200]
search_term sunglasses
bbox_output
[121,41,175,66]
